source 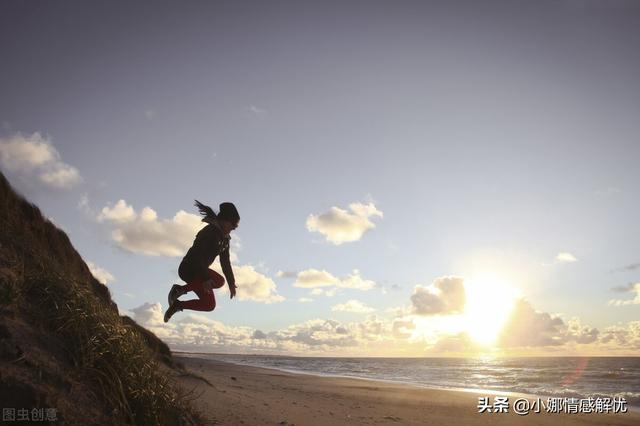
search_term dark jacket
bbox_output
[179,223,235,285]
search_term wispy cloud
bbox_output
[608,283,640,306]
[332,300,375,314]
[87,261,116,285]
[276,270,298,279]
[611,282,637,293]
[610,262,640,273]
[78,194,93,215]
[0,132,82,189]
[247,104,266,115]
[556,252,578,263]
[306,202,383,245]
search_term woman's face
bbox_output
[220,219,239,235]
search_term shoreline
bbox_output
[174,351,640,409]
[174,351,542,399]
[172,350,640,359]
[172,352,640,425]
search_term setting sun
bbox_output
[462,278,518,345]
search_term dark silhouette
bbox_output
[164,200,240,322]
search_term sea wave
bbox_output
[201,354,640,407]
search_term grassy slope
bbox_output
[0,172,206,425]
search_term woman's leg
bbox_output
[179,276,215,311]
[178,269,224,312]
[206,269,226,289]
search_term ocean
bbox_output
[184,353,640,408]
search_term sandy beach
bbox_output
[171,354,639,426]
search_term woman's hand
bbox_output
[229,283,237,299]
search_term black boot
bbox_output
[164,301,182,323]
[168,284,185,307]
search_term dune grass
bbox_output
[23,273,201,424]
[0,172,207,425]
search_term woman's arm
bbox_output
[220,246,236,299]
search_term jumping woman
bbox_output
[164,200,239,323]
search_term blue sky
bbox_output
[1,0,639,356]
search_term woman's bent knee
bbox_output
[207,270,226,289]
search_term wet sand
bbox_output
[172,354,639,426]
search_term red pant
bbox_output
[179,269,225,311]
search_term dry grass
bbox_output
[0,172,208,425]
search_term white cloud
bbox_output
[252,330,267,339]
[118,306,134,317]
[306,202,383,245]
[139,206,158,221]
[131,302,166,327]
[87,261,116,285]
[565,317,599,344]
[332,300,375,314]
[385,305,412,318]
[497,299,599,347]
[215,264,285,304]
[270,319,359,348]
[608,283,640,306]
[410,276,466,316]
[294,269,340,288]
[298,297,313,303]
[98,200,204,257]
[39,164,82,189]
[0,132,56,169]
[599,321,640,350]
[0,132,82,189]
[556,252,578,263]
[264,315,411,353]
[130,301,405,355]
[98,199,137,223]
[498,299,565,347]
[340,270,376,290]
[294,269,376,293]
[391,319,416,339]
[129,300,636,356]
[129,303,257,346]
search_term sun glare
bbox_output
[463,277,518,346]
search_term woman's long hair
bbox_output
[194,200,217,223]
